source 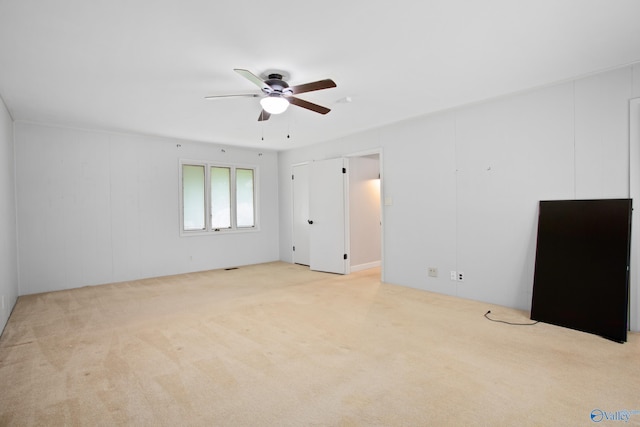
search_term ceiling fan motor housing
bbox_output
[263,74,292,96]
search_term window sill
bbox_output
[180,227,260,237]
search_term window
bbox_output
[182,165,206,231]
[181,162,257,234]
[236,168,255,228]
[211,166,231,229]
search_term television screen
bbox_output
[531,199,632,342]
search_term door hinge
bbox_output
[293,246,296,251]
[342,167,346,174]
[292,174,294,180]
[344,254,348,260]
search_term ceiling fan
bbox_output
[205,69,337,121]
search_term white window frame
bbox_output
[179,160,260,236]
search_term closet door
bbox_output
[292,164,310,266]
[309,158,349,274]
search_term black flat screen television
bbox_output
[531,199,632,343]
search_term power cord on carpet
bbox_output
[484,310,539,326]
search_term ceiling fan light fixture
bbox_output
[260,95,289,114]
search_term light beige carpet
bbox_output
[1,262,639,426]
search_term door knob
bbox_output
[308,220,314,224]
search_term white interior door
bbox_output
[309,158,349,274]
[292,164,310,265]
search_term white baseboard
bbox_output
[350,261,381,272]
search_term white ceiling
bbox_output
[1,1,640,151]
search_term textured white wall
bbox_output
[14,123,280,295]
[630,98,640,339]
[0,97,18,333]
[279,65,639,331]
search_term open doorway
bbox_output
[347,152,382,273]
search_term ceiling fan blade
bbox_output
[204,94,260,100]
[288,97,331,115]
[258,110,271,121]
[234,69,270,92]
[289,79,336,95]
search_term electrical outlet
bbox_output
[450,271,457,281]
[428,267,438,277]
[458,272,464,282]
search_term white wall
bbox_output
[349,156,381,270]
[279,64,640,331]
[14,122,280,295]
[0,96,18,333]
[630,98,640,342]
